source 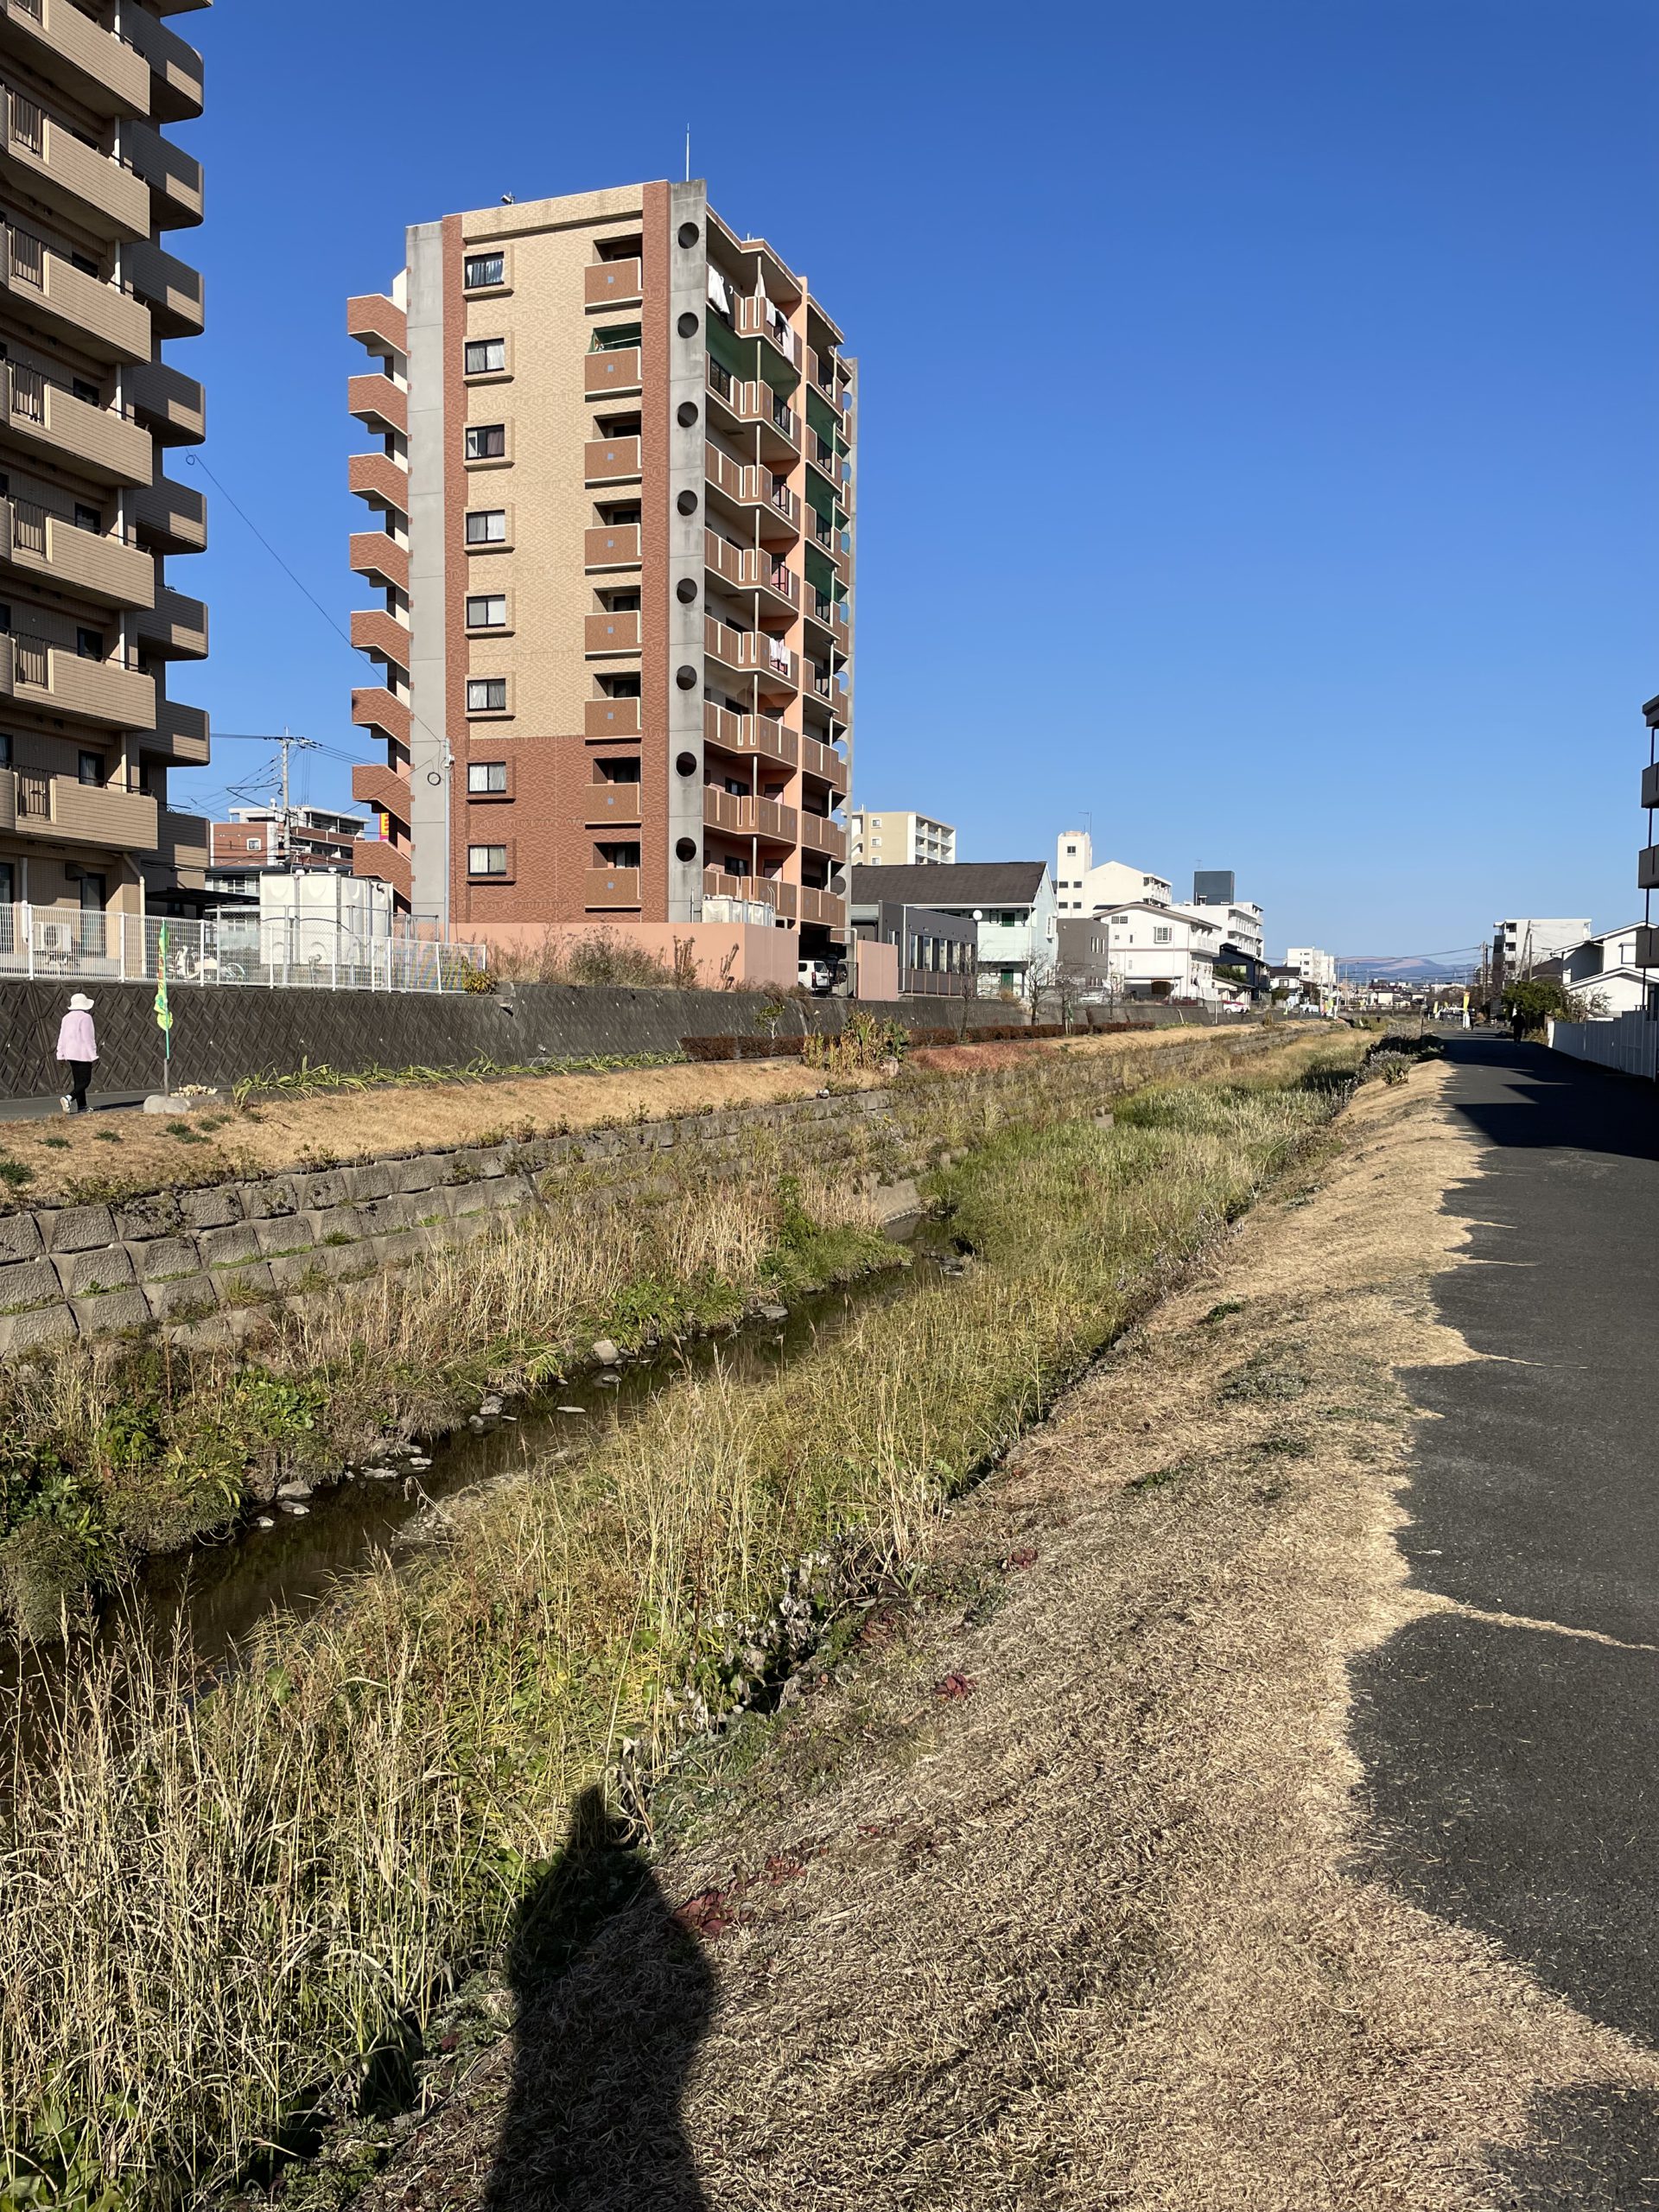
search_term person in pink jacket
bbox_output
[56,993,98,1115]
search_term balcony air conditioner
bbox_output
[40,923,71,951]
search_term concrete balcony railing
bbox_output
[797,882,843,928]
[5,639,156,729]
[3,226,150,359]
[703,786,798,842]
[134,469,207,553]
[1,91,149,238]
[347,371,406,437]
[703,616,798,690]
[137,585,207,659]
[584,610,640,655]
[585,696,642,740]
[583,522,640,570]
[0,495,153,608]
[350,607,410,675]
[584,435,641,485]
[584,866,641,908]
[704,442,802,533]
[129,355,203,444]
[2,765,159,849]
[0,0,151,117]
[734,294,802,367]
[352,685,410,748]
[6,363,151,484]
[349,530,408,594]
[125,118,201,227]
[148,694,208,766]
[353,838,412,903]
[584,258,642,308]
[798,811,847,862]
[584,346,642,399]
[702,701,798,767]
[702,529,800,608]
[347,449,409,518]
[122,3,202,124]
[712,366,800,452]
[798,734,847,790]
[124,234,202,338]
[347,292,406,357]
[351,760,411,830]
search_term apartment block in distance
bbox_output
[0,0,211,944]
[850,808,954,868]
[346,179,855,969]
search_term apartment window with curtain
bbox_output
[467,761,507,794]
[465,509,506,545]
[77,751,104,786]
[467,845,507,875]
[467,678,507,713]
[1154,925,1173,945]
[464,338,505,376]
[464,253,505,289]
[467,594,507,627]
[466,423,506,461]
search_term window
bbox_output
[467,677,507,713]
[467,844,508,876]
[1153,926,1173,945]
[596,842,641,868]
[245,836,259,851]
[466,423,506,461]
[466,509,506,546]
[466,594,507,627]
[464,338,505,376]
[591,323,641,353]
[69,250,98,277]
[596,757,641,783]
[73,502,100,533]
[0,605,10,635]
[467,761,507,794]
[75,627,103,659]
[77,750,104,786]
[71,378,99,405]
[464,252,505,289]
[0,733,11,766]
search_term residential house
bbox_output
[848,866,976,995]
[1560,924,1650,1016]
[842,861,1054,999]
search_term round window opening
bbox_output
[677,400,698,428]
[677,222,700,249]
[676,489,698,516]
[676,751,697,777]
[675,664,697,690]
[675,577,698,604]
[676,311,698,339]
[675,836,698,863]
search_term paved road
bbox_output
[1352,1036,1659,2203]
[0,1091,149,1123]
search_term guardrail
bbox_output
[0,906,487,993]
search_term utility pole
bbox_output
[217,731,321,866]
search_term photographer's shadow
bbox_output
[484,1785,714,2212]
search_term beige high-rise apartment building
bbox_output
[347,179,855,965]
[0,0,211,951]
[850,810,955,867]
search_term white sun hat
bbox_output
[68,993,94,1012]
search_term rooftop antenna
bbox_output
[685,127,691,184]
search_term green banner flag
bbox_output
[155,924,173,1052]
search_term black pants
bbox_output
[61,1060,93,1113]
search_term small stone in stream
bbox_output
[467,1416,486,1433]
[276,1481,314,1502]
[479,1395,504,1417]
[759,1304,788,1323]
[365,1466,398,1480]
[409,1456,432,1470]
[254,1516,276,1530]
[590,1338,621,1367]
[557,1406,586,1416]
[596,1372,620,1386]
[281,1502,310,1518]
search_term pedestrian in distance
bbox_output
[56,991,98,1116]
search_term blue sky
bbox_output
[174,0,1658,959]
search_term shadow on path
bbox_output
[483,1786,714,2212]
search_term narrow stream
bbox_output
[118,1215,957,1672]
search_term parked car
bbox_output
[798,958,835,995]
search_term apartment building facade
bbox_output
[347,179,855,965]
[0,0,210,948]
[850,808,954,867]
[207,804,365,897]
[1052,830,1172,915]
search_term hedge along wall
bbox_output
[0,980,1023,1099]
[0,1025,1296,1359]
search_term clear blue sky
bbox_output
[173,0,1659,959]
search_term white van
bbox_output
[798,958,834,995]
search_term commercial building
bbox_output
[207,804,367,897]
[848,863,976,995]
[850,809,954,868]
[346,179,855,978]
[840,860,1054,998]
[1052,830,1171,914]
[0,0,212,950]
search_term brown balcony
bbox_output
[347,449,409,516]
[5,363,150,484]
[584,610,640,654]
[137,586,207,659]
[799,734,847,789]
[0,0,151,116]
[734,295,803,367]
[2,229,150,359]
[348,293,407,357]
[147,694,208,766]
[123,5,202,124]
[585,697,642,740]
[350,530,408,594]
[353,838,411,903]
[132,469,204,554]
[129,356,203,444]
[347,372,406,437]
[1,93,149,238]
[584,347,642,399]
[797,883,843,928]
[702,700,798,767]
[584,866,640,908]
[583,522,641,570]
[350,607,410,672]
[125,118,201,227]
[704,616,798,690]
[0,496,153,607]
[703,787,798,842]
[702,530,801,610]
[584,435,642,485]
[585,782,642,828]
[353,685,410,749]
[153,807,209,881]
[3,765,158,849]
[124,235,202,337]
[584,258,642,308]
[352,760,410,829]
[798,811,847,862]
[10,640,155,730]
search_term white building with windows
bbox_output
[1286,946,1338,986]
[850,810,957,867]
[1052,830,1172,915]
[1090,900,1225,1001]
[1560,924,1650,1016]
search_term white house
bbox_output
[1053,830,1172,916]
[1496,917,1592,972]
[1091,900,1224,1001]
[1560,924,1651,1016]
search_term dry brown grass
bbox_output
[361,1065,1659,2212]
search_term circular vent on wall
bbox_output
[676,752,697,777]
[676,578,697,604]
[677,222,700,249]
[676,490,698,516]
[675,664,697,689]
[676,836,698,863]
[677,310,698,338]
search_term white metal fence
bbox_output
[1548,1011,1659,1079]
[0,906,487,995]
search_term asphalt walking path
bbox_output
[1352,1034,1659,2202]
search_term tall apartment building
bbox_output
[207,804,365,897]
[347,180,855,964]
[0,0,210,947]
[850,809,954,868]
[1052,830,1172,914]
